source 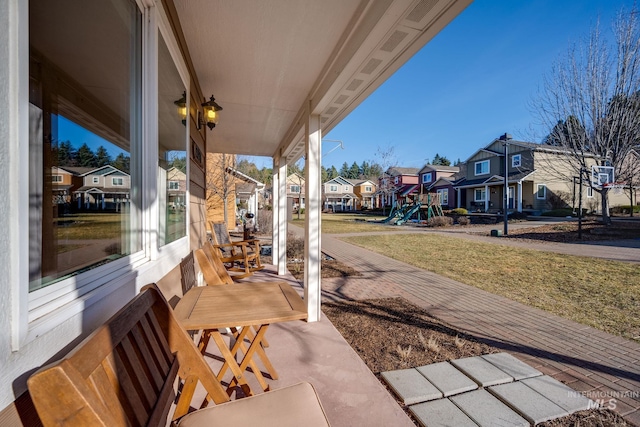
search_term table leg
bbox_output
[209,329,253,397]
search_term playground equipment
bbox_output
[395,202,422,225]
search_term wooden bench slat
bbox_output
[120,334,157,408]
[139,314,171,373]
[130,322,165,390]
[113,343,149,426]
[88,363,130,426]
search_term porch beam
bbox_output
[484,185,489,212]
[304,112,322,322]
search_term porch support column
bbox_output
[304,112,322,322]
[272,153,288,275]
[517,181,523,212]
[456,188,461,208]
[484,185,489,211]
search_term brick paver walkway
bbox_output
[292,225,640,425]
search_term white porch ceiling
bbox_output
[174,0,472,164]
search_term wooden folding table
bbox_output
[174,281,307,397]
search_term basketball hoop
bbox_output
[603,182,626,195]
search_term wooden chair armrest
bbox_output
[213,242,248,248]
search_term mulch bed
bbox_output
[504,219,640,243]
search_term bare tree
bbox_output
[372,145,398,215]
[206,152,236,225]
[531,6,640,224]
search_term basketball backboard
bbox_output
[591,165,615,188]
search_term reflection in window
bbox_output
[158,32,187,246]
[28,0,142,292]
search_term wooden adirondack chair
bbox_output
[209,221,263,279]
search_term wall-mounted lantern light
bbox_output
[201,95,223,130]
[174,92,187,125]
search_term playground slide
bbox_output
[395,202,422,225]
[381,204,407,223]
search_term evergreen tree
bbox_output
[111,153,130,174]
[339,162,349,177]
[75,143,97,167]
[57,140,76,166]
[321,166,329,183]
[327,165,338,180]
[95,146,112,167]
[360,161,371,179]
[431,153,451,166]
[348,161,360,179]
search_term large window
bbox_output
[29,0,142,292]
[475,160,489,176]
[158,32,187,246]
[474,188,486,202]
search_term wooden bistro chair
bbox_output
[209,221,263,279]
[27,284,330,427]
[193,244,277,389]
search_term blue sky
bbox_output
[313,0,636,170]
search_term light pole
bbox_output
[499,133,512,236]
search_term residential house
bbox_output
[0,0,469,422]
[74,165,131,211]
[418,164,460,209]
[287,172,305,211]
[454,137,630,213]
[379,167,419,208]
[50,166,85,208]
[348,179,378,209]
[228,167,265,227]
[323,176,358,211]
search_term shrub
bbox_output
[457,216,470,226]
[508,211,528,220]
[451,208,468,215]
[286,231,305,260]
[541,208,576,217]
[611,205,640,214]
[427,216,453,227]
[298,208,305,214]
[256,208,272,234]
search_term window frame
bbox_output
[290,185,300,193]
[537,184,547,199]
[437,188,448,205]
[364,185,372,192]
[587,186,594,198]
[112,177,124,186]
[474,188,486,202]
[329,184,338,192]
[512,154,521,168]
[17,1,191,348]
[422,172,432,183]
[474,160,489,176]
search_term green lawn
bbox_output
[56,213,124,240]
[342,233,640,341]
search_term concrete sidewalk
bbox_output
[298,225,640,425]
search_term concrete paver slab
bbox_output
[381,369,442,405]
[489,381,569,425]
[522,375,594,413]
[450,356,513,387]
[409,398,478,427]
[482,352,543,380]
[450,389,529,427]
[417,362,478,397]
